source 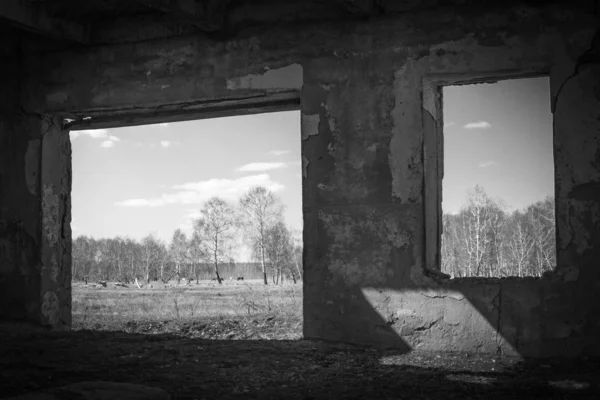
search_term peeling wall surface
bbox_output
[2,2,600,357]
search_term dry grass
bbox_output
[72,280,303,340]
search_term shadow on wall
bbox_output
[306,233,599,358]
[301,60,600,359]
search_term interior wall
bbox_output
[14,3,600,356]
[0,35,43,324]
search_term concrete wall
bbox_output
[14,3,600,356]
[0,34,71,329]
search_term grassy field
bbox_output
[72,279,303,339]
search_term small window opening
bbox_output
[441,77,556,278]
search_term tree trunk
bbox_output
[260,241,268,285]
[214,255,222,284]
[72,261,78,282]
[294,254,302,280]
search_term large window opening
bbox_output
[70,111,303,339]
[440,77,556,278]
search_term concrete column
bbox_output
[0,37,71,329]
[40,116,72,329]
[301,57,424,349]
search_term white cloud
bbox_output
[115,174,284,207]
[109,135,121,141]
[70,129,108,140]
[444,122,456,128]
[479,161,497,168]
[236,162,287,172]
[464,121,492,129]
[267,150,290,156]
[160,141,171,148]
[157,123,170,128]
[100,140,115,148]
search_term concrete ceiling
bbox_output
[0,0,592,45]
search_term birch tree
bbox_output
[239,186,284,285]
[123,237,140,283]
[526,196,556,275]
[188,228,205,283]
[506,212,535,277]
[264,220,295,284]
[290,227,303,281]
[458,185,498,276]
[195,197,237,284]
[140,234,161,283]
[169,229,188,284]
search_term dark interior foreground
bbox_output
[1,0,599,398]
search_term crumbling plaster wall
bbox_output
[0,34,71,329]
[42,3,600,356]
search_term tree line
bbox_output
[441,185,556,278]
[72,186,303,285]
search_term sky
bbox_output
[442,77,554,214]
[70,111,302,260]
[71,77,554,255]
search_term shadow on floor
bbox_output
[1,323,598,400]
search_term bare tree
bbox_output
[506,212,535,277]
[155,239,170,283]
[72,235,93,282]
[526,196,556,275]
[264,220,295,284]
[290,227,303,281]
[169,229,188,284]
[440,185,554,278]
[239,186,284,285]
[194,197,237,284]
[441,214,461,278]
[140,234,161,283]
[457,185,498,276]
[123,237,140,283]
[188,228,205,283]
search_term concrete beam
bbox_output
[134,0,233,32]
[333,0,379,17]
[0,0,89,44]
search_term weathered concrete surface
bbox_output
[3,2,600,357]
[296,4,599,357]
[0,36,43,325]
[40,114,72,329]
[0,34,71,329]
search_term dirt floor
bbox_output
[1,322,599,400]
